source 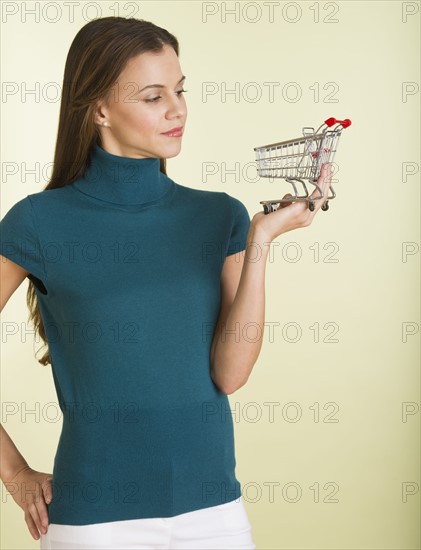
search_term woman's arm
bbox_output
[209,225,269,394]
[0,256,53,539]
[0,256,32,481]
[210,163,333,394]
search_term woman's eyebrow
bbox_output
[138,75,186,92]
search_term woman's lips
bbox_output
[161,126,183,137]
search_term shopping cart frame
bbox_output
[253,117,352,214]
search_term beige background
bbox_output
[1,1,420,549]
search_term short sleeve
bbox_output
[225,193,251,256]
[0,196,46,281]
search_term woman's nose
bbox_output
[166,96,186,118]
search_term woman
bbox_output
[0,16,332,550]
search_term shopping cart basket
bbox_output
[253,117,352,214]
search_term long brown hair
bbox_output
[28,16,180,366]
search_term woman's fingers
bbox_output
[311,163,332,211]
[42,476,53,504]
[279,193,294,208]
[320,162,332,202]
[253,162,335,238]
[25,510,41,540]
[36,497,50,531]
[26,501,45,540]
[37,480,51,528]
[30,497,47,535]
[28,480,50,537]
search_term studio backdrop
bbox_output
[1,1,419,549]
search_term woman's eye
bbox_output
[145,89,188,103]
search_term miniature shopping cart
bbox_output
[253,117,352,214]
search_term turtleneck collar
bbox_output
[71,141,175,207]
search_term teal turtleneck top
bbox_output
[0,141,251,525]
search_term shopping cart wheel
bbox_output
[321,201,329,211]
[308,200,315,211]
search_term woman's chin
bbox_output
[156,142,183,159]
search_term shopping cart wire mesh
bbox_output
[253,117,352,214]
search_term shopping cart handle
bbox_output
[324,117,352,128]
[338,119,352,128]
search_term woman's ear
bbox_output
[93,97,110,127]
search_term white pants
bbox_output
[40,496,256,549]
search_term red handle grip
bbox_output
[324,117,352,128]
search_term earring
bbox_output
[103,121,108,127]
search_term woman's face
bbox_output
[95,44,187,159]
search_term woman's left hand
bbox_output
[250,162,333,243]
